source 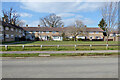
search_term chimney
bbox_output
[26,24,28,28]
[38,25,40,27]
[26,24,28,27]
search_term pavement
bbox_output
[0,50,119,54]
[2,56,118,78]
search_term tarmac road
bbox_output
[2,56,118,78]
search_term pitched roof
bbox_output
[86,27,103,32]
[22,27,103,32]
[22,27,64,32]
[109,31,119,34]
[1,21,24,30]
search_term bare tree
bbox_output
[66,20,87,41]
[40,13,64,27]
[101,2,118,44]
[16,20,25,27]
[2,8,20,25]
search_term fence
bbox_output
[0,44,119,50]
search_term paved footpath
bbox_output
[0,50,118,54]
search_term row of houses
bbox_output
[23,25,104,41]
[0,21,119,42]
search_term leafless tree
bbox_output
[101,2,118,44]
[16,20,25,27]
[2,8,20,25]
[40,13,64,27]
[66,20,87,41]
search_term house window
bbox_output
[52,31,56,34]
[11,35,14,38]
[90,36,93,39]
[0,34,4,40]
[95,31,99,34]
[26,31,30,33]
[59,32,61,34]
[16,29,17,32]
[53,36,59,39]
[5,27,9,30]
[33,31,36,33]
[11,28,14,31]
[113,33,116,36]
[6,34,9,38]
[89,32,94,34]
[23,33,25,36]
[96,36,98,39]
[46,31,49,33]
[0,26,3,31]
[39,31,41,33]
[19,35,21,38]
[19,30,21,33]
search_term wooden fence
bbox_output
[0,44,119,50]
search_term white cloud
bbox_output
[2,0,119,2]
[63,17,95,26]
[27,20,39,27]
[62,18,75,26]
[19,2,102,27]
[57,13,75,18]
[82,18,95,25]
[77,3,103,12]
[19,13,32,17]
[20,2,103,14]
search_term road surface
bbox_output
[2,56,118,78]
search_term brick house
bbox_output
[0,20,104,42]
[0,21,25,42]
[22,25,104,41]
[104,31,120,41]
[86,27,104,40]
[23,25,63,41]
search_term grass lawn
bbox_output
[1,45,118,51]
[2,41,118,45]
[0,53,118,57]
[1,41,118,51]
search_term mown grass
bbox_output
[1,41,118,51]
[1,45,118,51]
[2,41,118,45]
[1,53,118,57]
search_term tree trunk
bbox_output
[74,37,75,41]
[74,36,76,41]
[106,35,108,44]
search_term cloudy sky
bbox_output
[2,2,105,27]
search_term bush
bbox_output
[77,38,90,41]
[35,37,39,41]
[77,38,82,41]
[20,36,26,41]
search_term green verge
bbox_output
[1,53,119,57]
[1,46,118,51]
[2,41,118,45]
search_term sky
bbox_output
[2,2,105,27]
